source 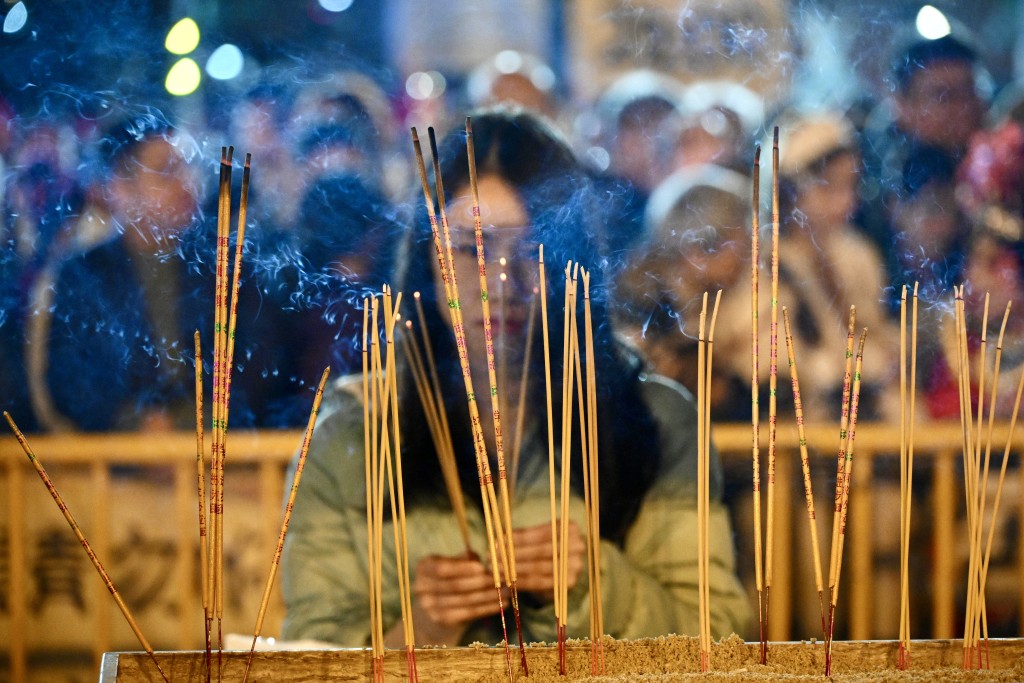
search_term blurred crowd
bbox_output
[3,28,1024,435]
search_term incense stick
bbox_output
[978,337,1024,672]
[960,290,984,668]
[704,290,722,666]
[539,244,562,665]
[578,269,597,673]
[4,412,171,683]
[370,297,387,681]
[510,287,538,492]
[207,147,230,665]
[825,328,868,677]
[827,305,857,646]
[968,299,1010,668]
[378,289,419,681]
[765,127,781,655]
[193,330,211,672]
[898,286,908,669]
[465,117,527,675]
[557,261,578,676]
[361,301,383,683]
[782,307,826,639]
[242,366,330,683]
[749,144,766,663]
[898,283,920,669]
[581,270,604,674]
[697,293,708,672]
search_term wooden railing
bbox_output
[2,422,1022,679]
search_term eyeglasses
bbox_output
[445,224,540,267]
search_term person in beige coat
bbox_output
[281,108,750,647]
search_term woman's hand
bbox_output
[403,553,503,645]
[509,521,586,601]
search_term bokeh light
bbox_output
[2,2,28,34]
[206,44,244,80]
[405,70,447,100]
[165,17,200,55]
[318,0,355,12]
[165,57,202,96]
[916,5,951,40]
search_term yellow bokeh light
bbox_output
[165,58,201,96]
[165,17,200,55]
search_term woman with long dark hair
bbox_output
[281,107,748,647]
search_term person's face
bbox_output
[796,152,859,229]
[436,174,538,380]
[669,223,747,306]
[897,60,983,151]
[109,136,198,251]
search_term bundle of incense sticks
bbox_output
[410,125,521,681]
[4,413,171,683]
[555,262,606,675]
[825,321,868,677]
[364,290,418,683]
[197,147,251,682]
[953,285,983,669]
[696,291,722,672]
[402,297,472,555]
[954,287,1021,671]
[557,261,578,675]
[972,299,1024,671]
[898,283,919,670]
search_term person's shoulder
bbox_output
[833,227,885,264]
[298,372,369,496]
[315,373,366,424]
[636,372,698,425]
[635,372,701,490]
